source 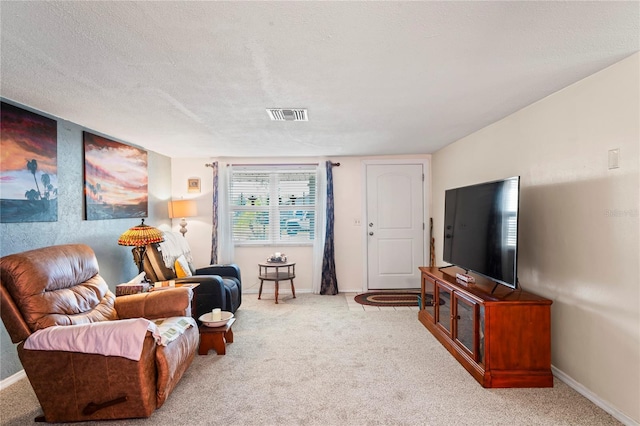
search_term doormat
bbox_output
[354,291,430,307]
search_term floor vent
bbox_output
[266,108,308,121]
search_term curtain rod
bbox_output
[205,162,340,167]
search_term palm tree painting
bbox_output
[0,102,58,223]
[83,132,148,220]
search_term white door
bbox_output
[366,163,425,290]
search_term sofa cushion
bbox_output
[174,255,192,278]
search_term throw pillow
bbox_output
[174,255,193,278]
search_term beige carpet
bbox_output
[0,293,620,425]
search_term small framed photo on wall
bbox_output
[188,178,201,193]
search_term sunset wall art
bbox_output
[83,132,148,220]
[0,102,58,223]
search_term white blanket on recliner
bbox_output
[159,231,193,268]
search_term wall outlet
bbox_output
[353,218,361,226]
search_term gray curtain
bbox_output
[320,161,338,295]
[210,161,219,264]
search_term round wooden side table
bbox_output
[258,261,296,304]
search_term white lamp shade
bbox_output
[168,200,197,218]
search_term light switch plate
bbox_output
[608,148,620,169]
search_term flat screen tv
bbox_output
[443,176,520,289]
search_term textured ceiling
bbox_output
[1,1,638,158]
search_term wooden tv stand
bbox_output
[418,266,553,388]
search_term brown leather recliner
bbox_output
[0,244,199,423]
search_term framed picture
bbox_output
[0,102,58,223]
[188,178,201,193]
[83,132,148,220]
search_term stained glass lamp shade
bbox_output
[118,219,164,274]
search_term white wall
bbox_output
[171,154,430,295]
[432,53,639,423]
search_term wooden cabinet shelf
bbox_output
[419,266,553,388]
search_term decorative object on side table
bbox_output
[115,272,150,296]
[267,252,287,263]
[168,199,197,237]
[118,219,165,275]
[199,310,234,327]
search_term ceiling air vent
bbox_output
[266,108,308,121]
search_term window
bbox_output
[229,166,317,245]
[503,178,519,247]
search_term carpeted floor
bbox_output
[0,293,621,425]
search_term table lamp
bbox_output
[118,219,165,274]
[168,199,198,237]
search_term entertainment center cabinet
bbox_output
[418,266,553,388]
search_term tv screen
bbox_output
[443,176,520,289]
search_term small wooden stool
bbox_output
[198,318,235,355]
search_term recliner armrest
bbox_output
[115,287,193,320]
[174,275,227,318]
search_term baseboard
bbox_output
[0,369,26,391]
[552,365,638,426]
[243,289,363,295]
[243,289,313,295]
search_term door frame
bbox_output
[361,158,431,292]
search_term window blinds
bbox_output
[229,166,317,244]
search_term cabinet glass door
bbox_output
[454,293,477,359]
[422,275,435,319]
[478,305,485,365]
[436,283,452,336]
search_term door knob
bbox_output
[369,232,374,236]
